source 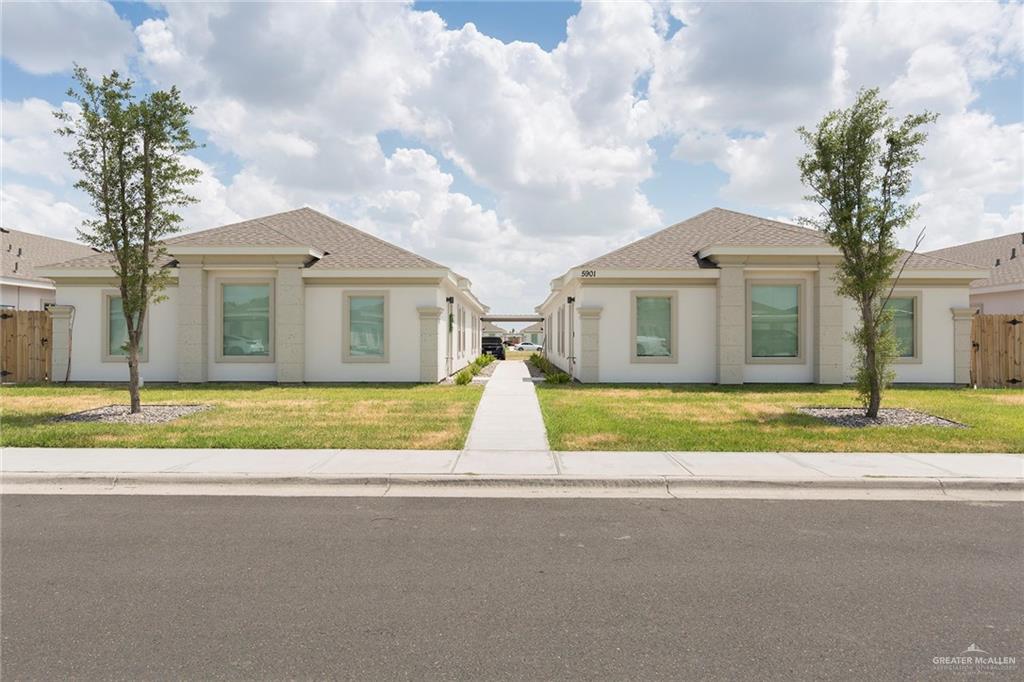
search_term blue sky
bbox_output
[2,1,1022,312]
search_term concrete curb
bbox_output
[3,472,1022,492]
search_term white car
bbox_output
[515,342,542,351]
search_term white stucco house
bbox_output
[926,232,1024,314]
[38,208,488,383]
[1,227,97,310]
[537,208,987,385]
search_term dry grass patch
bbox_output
[1,383,483,450]
[537,384,1024,453]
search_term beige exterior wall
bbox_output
[971,289,1024,314]
[1,283,54,310]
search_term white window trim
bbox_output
[342,290,390,364]
[746,279,805,365]
[887,290,923,364]
[101,289,149,363]
[215,277,276,364]
[630,290,678,364]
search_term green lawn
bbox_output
[536,384,1024,452]
[1,383,483,449]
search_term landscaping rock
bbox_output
[797,407,965,429]
[54,404,210,425]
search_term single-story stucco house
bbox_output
[925,232,1024,314]
[519,321,544,346]
[38,208,488,383]
[536,208,988,385]
[1,227,97,310]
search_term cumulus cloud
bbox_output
[3,1,1022,311]
[1,1,136,75]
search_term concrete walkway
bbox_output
[3,447,1021,482]
[458,361,551,473]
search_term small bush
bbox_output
[545,371,571,384]
[469,363,481,376]
[454,369,473,385]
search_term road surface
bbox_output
[2,496,1021,679]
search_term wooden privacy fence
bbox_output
[0,310,52,383]
[971,313,1023,387]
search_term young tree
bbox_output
[797,88,936,417]
[56,67,200,413]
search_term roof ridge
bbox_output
[576,208,721,268]
[926,231,1024,254]
[298,207,447,269]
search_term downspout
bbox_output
[445,296,454,377]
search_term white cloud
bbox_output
[0,184,88,240]
[1,1,136,75]
[1,98,78,184]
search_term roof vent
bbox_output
[13,262,18,272]
[17,247,22,256]
[1012,247,1017,260]
[995,258,1001,266]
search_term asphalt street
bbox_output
[2,496,1021,680]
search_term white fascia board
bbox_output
[302,268,450,279]
[898,269,990,280]
[0,277,55,291]
[970,282,1023,295]
[698,245,840,259]
[577,268,720,279]
[170,245,324,258]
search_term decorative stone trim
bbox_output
[418,306,444,383]
[577,305,602,383]
[176,264,207,383]
[716,264,745,384]
[275,266,305,383]
[951,306,978,385]
[47,305,74,383]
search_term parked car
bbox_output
[223,334,267,356]
[515,342,542,351]
[482,336,506,360]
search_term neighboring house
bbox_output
[39,208,488,383]
[536,208,986,385]
[519,321,544,346]
[925,232,1024,314]
[0,228,97,310]
[482,321,505,337]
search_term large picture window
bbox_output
[884,293,921,362]
[218,280,273,362]
[748,282,802,362]
[631,291,676,363]
[344,291,389,363]
[102,291,148,362]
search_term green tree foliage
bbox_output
[55,66,200,412]
[797,88,936,417]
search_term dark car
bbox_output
[481,336,505,360]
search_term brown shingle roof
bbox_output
[578,208,981,272]
[1,228,97,283]
[43,208,447,271]
[926,232,1024,289]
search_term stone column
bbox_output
[815,264,844,384]
[177,264,208,383]
[951,307,977,385]
[275,266,305,383]
[577,306,602,383]
[716,263,745,384]
[47,305,74,383]
[418,306,443,383]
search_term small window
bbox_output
[102,291,148,363]
[631,292,676,363]
[748,282,802,362]
[344,292,389,363]
[884,293,921,362]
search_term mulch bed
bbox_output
[797,407,966,429]
[53,404,211,425]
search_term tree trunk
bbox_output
[862,305,882,418]
[127,339,141,414]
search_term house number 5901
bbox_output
[580,270,597,278]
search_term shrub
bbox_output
[545,371,571,384]
[469,363,481,376]
[454,369,473,385]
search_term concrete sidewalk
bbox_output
[3,448,1021,500]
